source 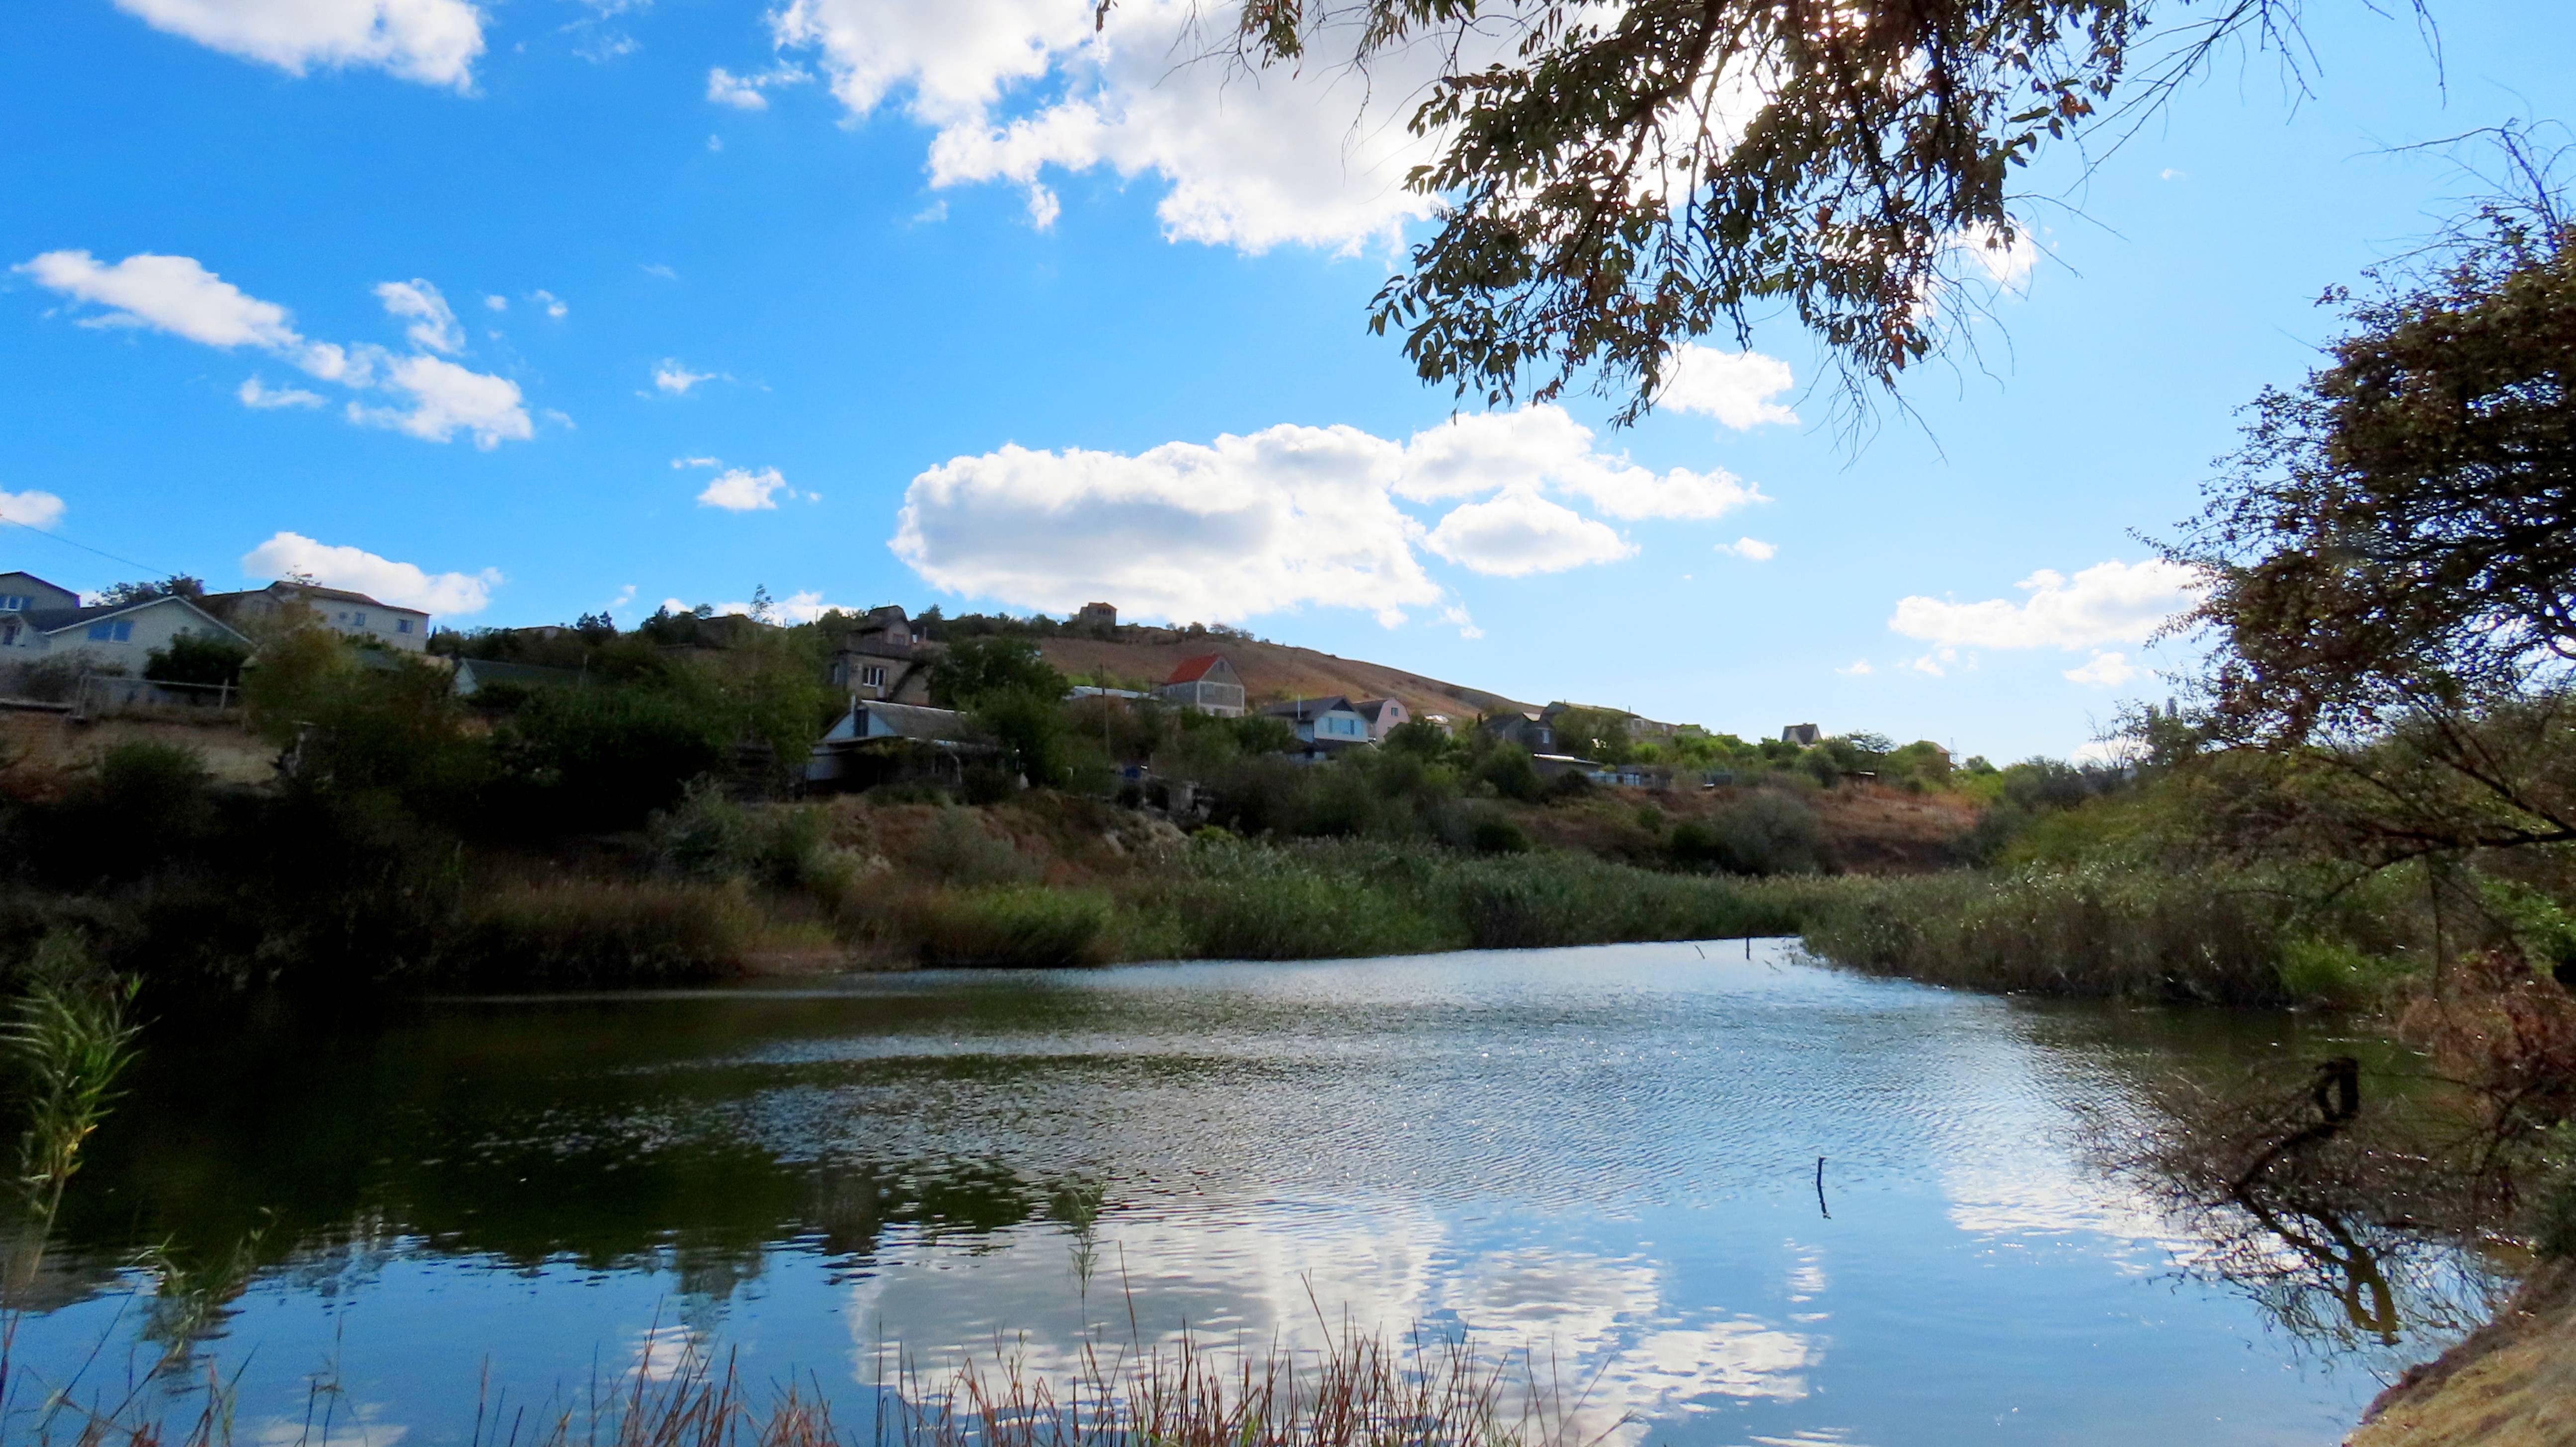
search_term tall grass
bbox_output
[1794,864,2304,1005]
[908,887,1115,969]
[0,1323,1603,1447]
[447,881,765,985]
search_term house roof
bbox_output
[19,596,249,643]
[1262,696,1356,722]
[0,571,77,600]
[201,583,429,618]
[1163,653,1234,684]
[839,635,935,661]
[854,700,972,742]
[1354,698,1403,723]
[457,658,583,688]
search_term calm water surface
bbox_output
[12,942,2499,1446]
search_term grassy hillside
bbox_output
[1033,633,1525,719]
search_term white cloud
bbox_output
[1393,406,1763,521]
[241,530,501,615]
[696,466,792,511]
[19,250,302,350]
[769,0,1487,254]
[529,289,567,318]
[482,294,507,312]
[238,376,324,409]
[894,424,1444,626]
[1890,559,2203,652]
[0,490,68,530]
[25,248,533,448]
[707,588,837,624]
[352,353,532,448]
[1836,659,1873,676]
[1025,183,1061,230]
[374,278,462,353]
[1425,490,1631,577]
[2065,650,2142,688]
[1718,537,1777,561]
[893,404,1769,624]
[1660,346,1799,430]
[2160,167,2187,181]
[640,263,678,281]
[653,360,714,395]
[671,456,722,470]
[1956,222,2038,290]
[112,0,485,89]
[707,64,807,109]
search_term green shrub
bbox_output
[448,879,760,985]
[144,635,250,687]
[1469,817,1530,855]
[905,807,1038,885]
[909,885,1111,968]
[1673,792,1825,876]
[2274,935,2409,1010]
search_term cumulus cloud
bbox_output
[697,466,793,511]
[1835,659,1873,676]
[2065,650,2142,688]
[1890,559,2203,652]
[767,0,1492,254]
[1425,491,1631,577]
[0,490,68,530]
[1660,346,1799,430]
[892,404,1759,624]
[653,360,714,395]
[21,248,533,448]
[18,250,303,351]
[530,289,567,318]
[241,530,501,615]
[1955,222,2038,290]
[1717,537,1777,561]
[352,353,533,448]
[894,425,1444,625]
[483,294,507,312]
[112,0,485,89]
[705,588,838,624]
[238,377,324,409]
[1392,407,1763,521]
[374,278,462,353]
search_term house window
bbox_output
[86,621,133,643]
[0,595,26,611]
[862,665,888,688]
[397,618,413,634]
[352,611,368,627]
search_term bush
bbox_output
[448,879,760,985]
[11,656,86,704]
[908,885,1111,968]
[1671,791,1825,876]
[1473,745,1546,804]
[491,683,730,831]
[904,807,1038,885]
[144,635,250,687]
[1469,817,1530,855]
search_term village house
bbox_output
[1353,697,1409,740]
[1154,653,1246,717]
[199,580,431,651]
[1478,709,1554,753]
[829,605,941,705]
[804,699,989,791]
[1781,723,1822,746]
[0,570,251,685]
[1071,601,1118,635]
[1263,696,1373,757]
[453,657,584,697]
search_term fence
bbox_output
[72,673,244,723]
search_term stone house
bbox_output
[199,580,431,651]
[829,605,941,704]
[1781,723,1822,747]
[1155,654,1246,717]
[804,699,990,791]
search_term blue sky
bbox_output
[3,0,2569,761]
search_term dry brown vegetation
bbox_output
[1031,635,1519,720]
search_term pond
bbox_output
[7,942,2504,1446]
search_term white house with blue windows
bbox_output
[0,570,252,682]
[1261,695,1375,758]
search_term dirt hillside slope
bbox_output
[1034,634,1528,721]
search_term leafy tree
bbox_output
[97,574,205,605]
[931,637,1067,709]
[970,688,1075,789]
[1382,717,1461,761]
[144,635,249,687]
[1547,706,1634,764]
[1152,0,2389,418]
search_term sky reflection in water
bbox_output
[9,942,2493,1446]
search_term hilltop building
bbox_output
[1354,697,1409,740]
[1263,696,1372,756]
[0,570,249,682]
[1479,710,1555,753]
[1782,723,1822,746]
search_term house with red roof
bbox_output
[1154,653,1245,717]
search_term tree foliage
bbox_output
[1161,0,2358,418]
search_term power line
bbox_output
[0,513,172,580]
